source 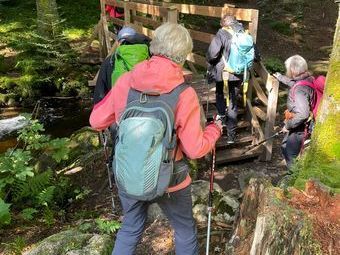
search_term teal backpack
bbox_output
[113,84,188,201]
[223,29,255,75]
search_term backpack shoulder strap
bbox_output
[126,83,190,110]
[292,79,314,100]
[159,83,190,111]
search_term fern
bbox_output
[37,186,56,207]
[20,208,38,221]
[12,170,53,202]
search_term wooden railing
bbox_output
[93,0,278,161]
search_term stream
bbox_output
[0,98,93,153]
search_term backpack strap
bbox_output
[291,79,317,118]
[127,83,190,110]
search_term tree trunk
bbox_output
[36,0,60,37]
[293,4,340,192]
[228,178,339,254]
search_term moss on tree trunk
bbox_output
[293,4,340,193]
[36,0,60,37]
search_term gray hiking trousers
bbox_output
[111,185,199,255]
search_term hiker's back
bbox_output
[113,84,188,201]
[224,29,254,75]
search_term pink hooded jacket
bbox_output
[90,56,221,192]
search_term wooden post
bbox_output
[222,3,235,18]
[167,6,178,23]
[248,9,259,43]
[124,0,131,25]
[262,77,279,161]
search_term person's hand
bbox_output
[273,72,281,79]
[281,126,289,133]
[214,119,223,134]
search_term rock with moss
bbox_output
[147,180,240,225]
[23,229,112,255]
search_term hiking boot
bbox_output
[226,133,236,144]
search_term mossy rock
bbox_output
[67,127,101,160]
[23,230,112,255]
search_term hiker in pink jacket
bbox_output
[90,23,222,255]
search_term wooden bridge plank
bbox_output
[216,147,261,164]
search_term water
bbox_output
[0,98,93,153]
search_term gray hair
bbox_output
[150,23,193,64]
[285,55,308,78]
[220,15,237,27]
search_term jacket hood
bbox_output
[129,56,185,94]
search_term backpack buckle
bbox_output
[140,93,148,103]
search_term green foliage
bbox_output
[0,198,11,226]
[20,207,38,221]
[74,187,92,201]
[13,170,53,203]
[47,138,70,162]
[263,57,285,74]
[0,119,79,227]
[0,0,98,103]
[37,186,56,207]
[18,120,48,149]
[43,207,55,227]
[96,219,121,235]
[269,21,292,36]
[2,236,26,255]
[0,149,34,195]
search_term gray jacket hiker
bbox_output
[275,55,315,169]
[206,28,243,83]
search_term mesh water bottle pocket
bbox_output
[156,161,174,197]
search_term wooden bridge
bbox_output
[88,0,279,164]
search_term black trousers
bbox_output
[281,131,304,169]
[215,80,242,135]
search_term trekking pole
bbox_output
[241,130,284,155]
[99,130,116,213]
[206,146,216,255]
[205,71,210,118]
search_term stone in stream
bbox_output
[0,115,28,140]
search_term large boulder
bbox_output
[23,230,112,255]
[147,180,240,225]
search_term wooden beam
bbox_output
[186,53,206,67]
[124,0,132,25]
[109,17,125,26]
[110,1,168,17]
[253,62,269,85]
[252,72,268,106]
[247,99,265,143]
[102,15,111,55]
[216,147,261,164]
[262,77,279,161]
[132,15,161,28]
[248,9,259,43]
[167,6,178,23]
[187,29,214,44]
[253,106,266,121]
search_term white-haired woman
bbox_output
[274,55,315,169]
[90,23,222,255]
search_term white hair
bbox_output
[150,23,193,64]
[285,55,308,78]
